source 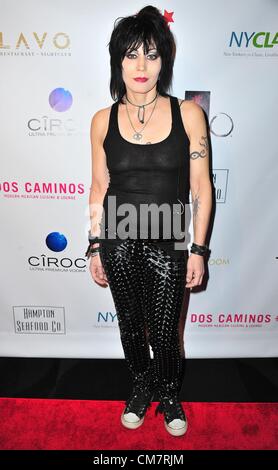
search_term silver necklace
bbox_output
[125,93,159,143]
[125,92,158,124]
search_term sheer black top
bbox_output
[99,94,190,248]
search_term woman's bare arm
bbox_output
[87,108,110,286]
[180,100,212,288]
[89,108,110,245]
[181,100,212,246]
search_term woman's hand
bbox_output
[89,253,109,287]
[185,253,205,290]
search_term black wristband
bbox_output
[190,242,209,256]
[85,244,100,260]
[90,246,100,253]
[88,230,99,244]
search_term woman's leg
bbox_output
[141,241,187,399]
[99,240,154,393]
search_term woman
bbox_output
[86,5,212,437]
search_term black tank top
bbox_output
[99,94,190,248]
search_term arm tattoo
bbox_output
[192,192,200,218]
[190,135,208,159]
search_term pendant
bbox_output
[133,132,143,141]
[175,199,185,215]
[138,106,145,124]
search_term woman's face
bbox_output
[121,42,162,94]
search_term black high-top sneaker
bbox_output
[155,395,188,436]
[121,385,155,429]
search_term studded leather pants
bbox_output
[99,239,187,400]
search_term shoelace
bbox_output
[124,389,154,417]
[155,396,186,423]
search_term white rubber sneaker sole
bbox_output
[164,418,188,436]
[120,410,145,429]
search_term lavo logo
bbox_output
[0,32,70,49]
[229,32,278,48]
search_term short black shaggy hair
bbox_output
[107,5,176,103]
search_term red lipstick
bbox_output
[134,77,148,82]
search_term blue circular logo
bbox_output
[46,232,68,252]
[49,88,73,112]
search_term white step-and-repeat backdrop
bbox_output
[1,0,277,358]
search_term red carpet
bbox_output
[0,398,277,450]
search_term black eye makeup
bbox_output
[125,49,159,59]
